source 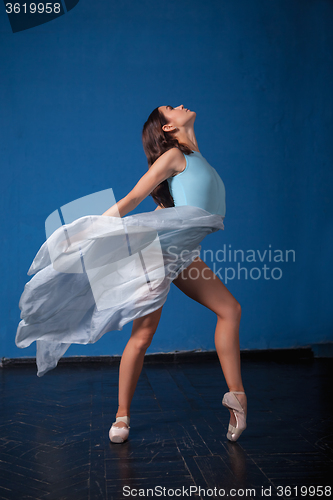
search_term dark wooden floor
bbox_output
[0,355,332,500]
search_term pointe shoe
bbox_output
[109,416,130,443]
[222,391,247,442]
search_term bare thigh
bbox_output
[172,257,240,318]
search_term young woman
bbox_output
[16,104,247,444]
[105,104,247,443]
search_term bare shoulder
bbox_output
[126,148,186,207]
[158,148,186,176]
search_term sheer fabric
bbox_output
[16,205,225,377]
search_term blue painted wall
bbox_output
[1,0,332,362]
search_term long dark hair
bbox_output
[142,107,193,208]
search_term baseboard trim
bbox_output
[2,345,330,370]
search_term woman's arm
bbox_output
[102,195,137,218]
[102,148,183,217]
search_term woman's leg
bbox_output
[113,305,164,428]
[172,257,247,425]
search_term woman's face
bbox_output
[158,104,196,131]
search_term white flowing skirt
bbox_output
[16,205,225,377]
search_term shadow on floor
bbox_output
[0,356,332,499]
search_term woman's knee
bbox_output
[130,306,162,351]
[131,329,155,351]
[217,300,241,322]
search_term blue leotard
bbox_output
[167,150,226,217]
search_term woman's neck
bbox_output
[176,127,200,152]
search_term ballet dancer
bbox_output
[105,104,247,444]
